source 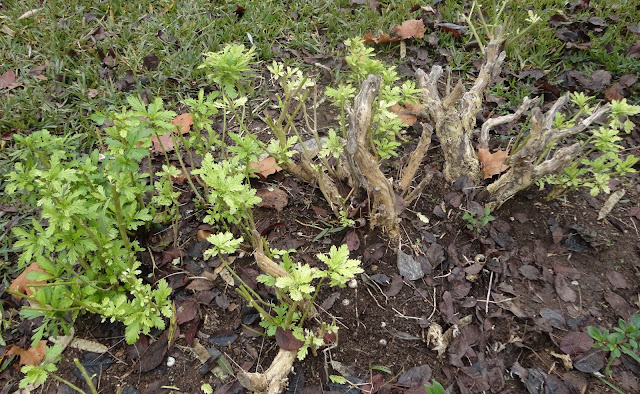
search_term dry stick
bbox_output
[486,100,610,208]
[485,271,494,314]
[418,38,506,182]
[399,122,433,194]
[346,75,400,239]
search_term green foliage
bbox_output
[425,379,446,394]
[198,44,256,98]
[588,315,640,375]
[326,38,421,160]
[462,206,495,233]
[539,97,640,199]
[250,245,362,360]
[191,154,262,227]
[6,97,181,386]
[19,344,63,388]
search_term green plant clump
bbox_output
[588,314,640,375]
[462,206,495,234]
[238,245,363,361]
[6,97,181,386]
[538,95,640,199]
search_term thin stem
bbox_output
[49,373,87,394]
[299,276,325,327]
[110,184,134,264]
[74,358,99,394]
[168,131,205,203]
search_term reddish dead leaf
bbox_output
[477,148,510,179]
[393,19,425,40]
[559,331,594,355]
[275,327,304,351]
[176,298,198,325]
[172,113,193,134]
[605,83,625,101]
[9,263,46,299]
[150,113,193,153]
[138,337,168,373]
[256,188,288,211]
[250,156,282,178]
[197,229,212,242]
[604,291,632,320]
[6,341,47,366]
[436,22,467,38]
[344,230,360,251]
[390,103,422,126]
[363,33,397,44]
[606,271,628,289]
[151,132,174,153]
[0,69,16,89]
[554,275,577,303]
[311,205,329,217]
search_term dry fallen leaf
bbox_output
[256,188,289,211]
[151,113,193,153]
[393,19,426,40]
[9,263,46,299]
[477,148,510,179]
[363,33,399,44]
[391,103,423,126]
[0,69,17,89]
[6,341,47,366]
[172,113,193,134]
[250,156,282,178]
[197,229,212,242]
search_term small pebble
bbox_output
[166,356,175,367]
[380,322,386,328]
[379,339,387,346]
[341,299,350,306]
[348,278,358,288]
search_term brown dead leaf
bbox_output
[393,19,425,40]
[256,188,288,211]
[197,229,212,242]
[477,148,510,179]
[9,263,46,299]
[6,341,47,366]
[250,156,282,178]
[0,69,16,89]
[363,33,398,44]
[151,132,175,153]
[172,113,193,134]
[150,113,193,153]
[390,103,422,126]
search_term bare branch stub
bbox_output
[486,95,610,208]
[417,39,506,182]
[346,75,400,239]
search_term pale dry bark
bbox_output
[237,349,297,394]
[416,39,506,182]
[345,75,400,239]
[399,122,433,194]
[486,93,610,208]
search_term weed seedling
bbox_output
[588,314,640,375]
[462,206,495,234]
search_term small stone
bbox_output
[166,356,175,367]
[348,278,358,288]
[342,299,351,306]
[379,339,387,346]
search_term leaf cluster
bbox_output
[540,97,640,198]
[588,314,640,375]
